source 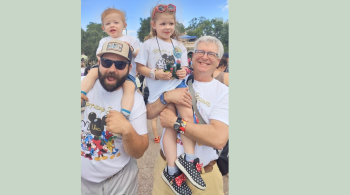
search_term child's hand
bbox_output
[176,68,187,80]
[123,41,133,51]
[81,93,88,106]
[155,70,172,80]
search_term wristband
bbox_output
[81,91,87,96]
[179,119,187,134]
[160,92,167,105]
[130,46,136,55]
[150,69,156,80]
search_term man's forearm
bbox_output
[182,120,228,150]
[122,129,149,159]
[146,99,167,119]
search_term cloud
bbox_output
[219,0,229,11]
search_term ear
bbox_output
[124,23,127,29]
[101,25,105,32]
[151,20,156,30]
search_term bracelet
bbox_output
[130,46,136,55]
[179,119,187,134]
[185,68,192,76]
[81,91,87,96]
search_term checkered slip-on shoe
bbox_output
[161,167,192,195]
[175,153,206,190]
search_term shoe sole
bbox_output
[175,159,206,190]
[161,173,180,195]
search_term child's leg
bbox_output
[152,117,160,142]
[121,80,135,120]
[162,103,178,173]
[81,67,98,93]
[176,104,196,161]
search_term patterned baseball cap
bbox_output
[96,39,132,62]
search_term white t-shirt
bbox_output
[96,35,140,78]
[160,77,229,167]
[81,80,147,183]
[134,37,188,103]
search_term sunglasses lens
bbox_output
[115,61,127,70]
[101,58,112,68]
[158,5,165,12]
[168,5,175,10]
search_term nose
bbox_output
[201,52,209,60]
[108,63,118,72]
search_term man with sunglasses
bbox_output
[81,39,148,195]
[147,36,229,195]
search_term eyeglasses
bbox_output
[152,4,176,19]
[195,50,219,59]
[100,58,128,70]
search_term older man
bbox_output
[80,39,148,195]
[149,36,229,195]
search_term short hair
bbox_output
[101,8,126,24]
[193,36,224,59]
[223,53,229,58]
[217,57,228,69]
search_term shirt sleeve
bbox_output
[96,38,104,56]
[134,41,149,66]
[131,36,141,50]
[129,93,148,135]
[209,93,229,126]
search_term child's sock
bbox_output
[185,153,196,162]
[167,165,179,176]
[121,109,130,121]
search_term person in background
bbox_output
[213,57,229,86]
[223,53,229,73]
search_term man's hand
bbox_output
[81,93,88,106]
[159,108,178,129]
[164,88,192,108]
[176,68,187,80]
[105,110,132,135]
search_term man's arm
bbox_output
[105,110,148,159]
[146,87,192,119]
[159,108,228,149]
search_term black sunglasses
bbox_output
[100,58,129,70]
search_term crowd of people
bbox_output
[81,4,229,195]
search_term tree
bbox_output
[137,17,151,42]
[81,22,108,64]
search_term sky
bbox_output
[81,0,228,41]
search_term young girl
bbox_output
[135,4,205,194]
[81,8,139,123]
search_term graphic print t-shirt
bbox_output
[81,80,147,183]
[96,35,140,77]
[135,37,188,103]
[160,77,229,167]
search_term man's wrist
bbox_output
[160,92,168,105]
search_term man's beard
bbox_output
[98,66,129,92]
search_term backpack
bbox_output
[186,75,229,175]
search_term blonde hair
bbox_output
[144,5,180,41]
[101,8,126,24]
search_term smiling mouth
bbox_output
[110,29,116,33]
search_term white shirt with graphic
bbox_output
[81,80,147,183]
[160,77,229,167]
[134,37,188,103]
[96,35,140,77]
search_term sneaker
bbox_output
[154,136,160,143]
[162,167,192,195]
[175,153,206,190]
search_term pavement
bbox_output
[137,118,229,195]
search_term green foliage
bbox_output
[185,17,229,53]
[137,17,151,42]
[81,22,108,65]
